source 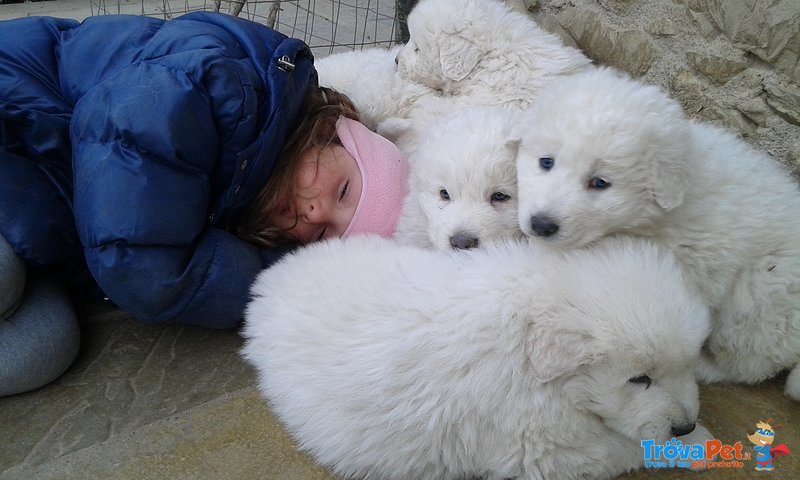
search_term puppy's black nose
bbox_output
[529,215,559,237]
[450,233,479,250]
[671,422,696,437]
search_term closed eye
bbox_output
[339,180,349,201]
[629,375,652,388]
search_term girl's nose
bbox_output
[301,199,323,224]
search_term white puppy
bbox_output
[242,235,712,480]
[382,0,592,156]
[395,0,591,108]
[515,66,800,399]
[394,106,523,250]
[314,46,434,130]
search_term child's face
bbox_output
[276,145,363,244]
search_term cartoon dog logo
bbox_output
[746,420,790,471]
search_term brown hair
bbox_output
[230,86,360,248]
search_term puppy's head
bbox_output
[410,107,523,250]
[515,67,692,248]
[396,0,484,90]
[527,238,710,443]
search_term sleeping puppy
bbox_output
[382,0,592,171]
[242,235,713,480]
[395,0,591,108]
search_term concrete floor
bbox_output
[0,302,797,480]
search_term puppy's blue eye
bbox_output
[629,375,652,388]
[440,189,450,200]
[539,157,554,171]
[491,192,510,202]
[588,177,611,190]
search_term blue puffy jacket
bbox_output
[0,13,316,328]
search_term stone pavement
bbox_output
[0,302,334,480]
[0,301,797,480]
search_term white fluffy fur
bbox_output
[314,46,434,130]
[515,67,800,400]
[382,0,592,156]
[394,106,523,250]
[242,235,712,480]
[395,0,591,108]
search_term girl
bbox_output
[0,12,409,396]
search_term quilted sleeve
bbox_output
[70,59,280,328]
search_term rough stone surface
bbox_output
[697,0,800,76]
[531,0,800,174]
[672,68,758,136]
[764,75,800,126]
[685,49,748,85]
[556,7,657,76]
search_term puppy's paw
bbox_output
[677,423,716,470]
[683,423,714,445]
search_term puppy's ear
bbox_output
[526,322,599,383]
[650,147,690,210]
[647,105,692,210]
[439,34,480,81]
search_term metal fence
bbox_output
[88,0,405,55]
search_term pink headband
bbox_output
[336,117,410,238]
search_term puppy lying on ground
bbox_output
[394,106,523,250]
[382,0,592,156]
[242,235,712,480]
[395,0,591,109]
[515,66,800,399]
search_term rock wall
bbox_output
[521,0,800,173]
